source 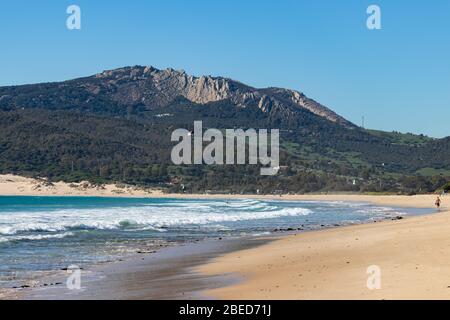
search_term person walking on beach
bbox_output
[435,196,442,210]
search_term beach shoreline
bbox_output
[1,174,448,300]
[17,236,275,300]
[0,174,440,207]
[198,195,449,300]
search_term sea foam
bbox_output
[0,199,312,240]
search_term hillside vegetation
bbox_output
[0,66,448,194]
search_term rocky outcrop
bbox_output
[90,66,354,127]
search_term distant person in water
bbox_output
[435,196,441,210]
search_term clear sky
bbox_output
[1,0,449,137]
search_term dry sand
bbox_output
[198,194,450,300]
[0,174,162,197]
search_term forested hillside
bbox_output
[0,66,448,194]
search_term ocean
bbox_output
[0,196,431,289]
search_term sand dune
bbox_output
[0,174,161,197]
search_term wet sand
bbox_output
[20,237,272,300]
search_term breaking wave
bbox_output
[0,199,312,240]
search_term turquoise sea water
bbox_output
[0,196,432,288]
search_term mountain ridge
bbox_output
[0,65,354,128]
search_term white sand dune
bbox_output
[0,174,160,197]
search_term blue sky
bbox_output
[0,0,449,137]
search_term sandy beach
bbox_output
[1,174,449,300]
[0,174,162,197]
[0,174,442,206]
[199,194,449,300]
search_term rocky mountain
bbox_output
[0,66,353,127]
